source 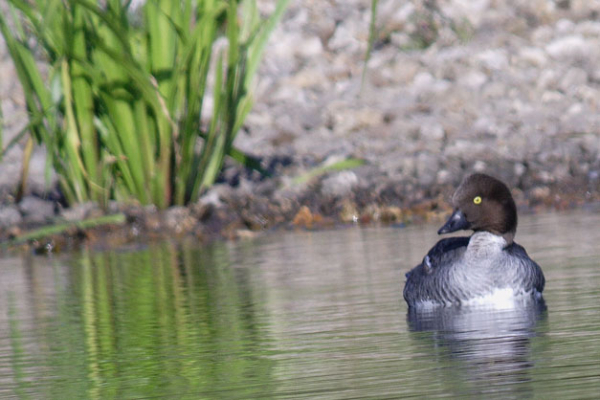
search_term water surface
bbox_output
[1,211,599,398]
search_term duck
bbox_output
[403,173,545,309]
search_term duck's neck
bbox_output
[466,231,507,260]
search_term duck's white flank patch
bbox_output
[412,288,541,310]
[463,288,517,309]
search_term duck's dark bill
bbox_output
[438,209,470,234]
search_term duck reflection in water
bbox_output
[407,301,547,396]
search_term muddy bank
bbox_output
[1,0,599,250]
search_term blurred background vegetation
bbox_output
[0,0,288,209]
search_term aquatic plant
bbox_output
[0,0,287,208]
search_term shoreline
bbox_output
[2,173,598,253]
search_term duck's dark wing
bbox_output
[403,236,470,306]
[424,236,471,272]
[405,237,471,279]
[506,242,545,293]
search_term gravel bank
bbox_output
[0,0,599,248]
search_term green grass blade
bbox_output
[292,158,366,185]
[68,5,104,203]
[0,96,3,157]
[8,213,126,245]
[228,147,271,177]
[362,0,379,90]
[94,116,137,197]
[244,0,290,86]
[61,58,88,202]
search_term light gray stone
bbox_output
[476,49,509,71]
[518,47,548,67]
[295,36,323,58]
[473,160,487,172]
[546,35,591,61]
[163,206,195,234]
[555,19,576,35]
[514,163,527,177]
[416,152,439,186]
[459,70,487,89]
[60,202,98,222]
[321,171,359,197]
[19,196,55,224]
[559,68,588,92]
[0,206,23,228]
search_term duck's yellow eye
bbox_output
[473,196,482,204]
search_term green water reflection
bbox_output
[5,243,276,399]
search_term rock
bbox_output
[575,21,600,37]
[60,202,99,222]
[537,69,558,90]
[436,169,452,185]
[292,205,322,228]
[23,149,57,196]
[379,206,403,223]
[514,163,527,177]
[541,90,564,103]
[419,122,445,141]
[286,68,329,90]
[532,26,553,44]
[378,1,415,30]
[321,171,359,197]
[388,32,411,49]
[0,206,23,228]
[530,186,551,200]
[445,140,489,159]
[163,207,196,235]
[458,70,487,90]
[476,49,509,71]
[518,47,548,67]
[555,19,576,35]
[328,22,362,53]
[339,200,359,223]
[19,196,55,224]
[369,57,420,86]
[472,116,499,137]
[416,152,440,186]
[571,1,600,18]
[552,163,571,181]
[580,133,600,154]
[419,121,445,152]
[438,0,491,27]
[411,72,435,91]
[473,160,487,172]
[566,102,584,115]
[546,35,592,61]
[330,107,384,134]
[559,67,588,91]
[234,229,260,240]
[199,185,230,208]
[295,36,323,58]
